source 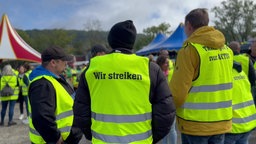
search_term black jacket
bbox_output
[73,48,176,144]
[29,66,82,144]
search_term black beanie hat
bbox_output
[108,20,137,49]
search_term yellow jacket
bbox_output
[170,26,233,136]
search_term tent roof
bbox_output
[136,33,167,55]
[0,14,41,63]
[136,23,187,56]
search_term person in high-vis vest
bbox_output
[28,46,82,144]
[17,65,25,121]
[73,20,176,144]
[247,40,256,106]
[229,41,256,104]
[229,41,255,83]
[21,63,33,124]
[224,62,256,144]
[170,8,234,144]
[0,64,19,126]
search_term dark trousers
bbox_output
[1,100,16,123]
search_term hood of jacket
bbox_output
[29,65,59,81]
[184,26,225,49]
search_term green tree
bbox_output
[212,0,256,42]
[143,22,171,38]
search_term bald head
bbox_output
[229,41,240,53]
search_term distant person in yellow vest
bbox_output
[224,61,256,144]
[28,46,82,144]
[229,41,255,86]
[170,8,233,144]
[0,64,19,126]
[73,20,176,144]
[17,65,26,121]
[21,63,33,124]
[159,49,174,78]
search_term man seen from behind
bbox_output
[170,8,233,144]
[73,20,175,144]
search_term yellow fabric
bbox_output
[86,53,152,144]
[176,43,233,122]
[29,76,74,144]
[71,69,79,88]
[233,55,249,77]
[0,75,19,101]
[21,70,32,96]
[170,26,233,135]
[231,69,256,133]
[167,59,174,83]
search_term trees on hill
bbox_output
[212,0,256,42]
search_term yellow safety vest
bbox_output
[168,59,174,83]
[234,55,249,77]
[86,53,152,144]
[177,43,233,122]
[28,76,74,144]
[71,69,79,88]
[21,70,32,96]
[231,68,256,133]
[0,75,19,101]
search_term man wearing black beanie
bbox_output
[108,20,136,50]
[74,20,175,144]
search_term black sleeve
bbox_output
[73,69,92,140]
[29,78,61,143]
[248,60,255,87]
[23,75,29,86]
[149,62,176,144]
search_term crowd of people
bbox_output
[0,8,256,144]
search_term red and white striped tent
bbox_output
[0,14,41,63]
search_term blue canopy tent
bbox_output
[136,23,187,56]
[136,33,167,56]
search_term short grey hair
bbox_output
[1,64,15,76]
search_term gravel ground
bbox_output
[0,103,255,144]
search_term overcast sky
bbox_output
[0,0,224,33]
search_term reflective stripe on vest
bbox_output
[190,83,232,92]
[176,43,233,122]
[92,112,151,123]
[92,129,152,143]
[86,53,152,144]
[28,76,74,143]
[231,69,256,133]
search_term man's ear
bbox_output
[187,21,193,31]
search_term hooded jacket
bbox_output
[170,26,233,136]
